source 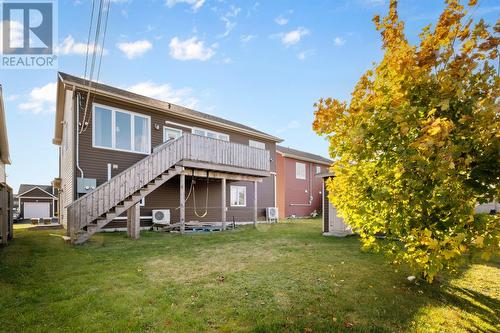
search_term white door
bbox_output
[328,202,352,236]
[24,202,51,219]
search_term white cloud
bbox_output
[297,49,315,60]
[117,40,152,59]
[0,20,24,52]
[240,34,256,43]
[169,37,215,61]
[333,36,346,46]
[279,27,309,46]
[56,35,108,56]
[5,94,20,102]
[218,5,241,38]
[276,120,301,133]
[18,83,57,114]
[125,82,198,109]
[275,16,288,25]
[165,0,205,12]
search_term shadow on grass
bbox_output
[1,223,498,333]
[440,286,499,331]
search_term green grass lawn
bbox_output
[0,219,498,332]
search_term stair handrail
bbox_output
[67,136,185,236]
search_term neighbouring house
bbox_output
[276,145,332,219]
[318,172,353,237]
[52,72,282,243]
[16,184,58,222]
[0,84,13,245]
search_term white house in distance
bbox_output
[16,184,58,221]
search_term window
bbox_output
[192,127,229,141]
[93,105,150,154]
[230,186,246,207]
[163,126,182,142]
[249,140,265,150]
[316,166,322,174]
[94,106,112,148]
[296,162,306,180]
[140,197,145,206]
[115,111,131,150]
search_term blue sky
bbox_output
[1,0,498,192]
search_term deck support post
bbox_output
[253,181,258,227]
[221,178,226,230]
[180,174,185,234]
[126,202,140,240]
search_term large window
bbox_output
[296,162,306,180]
[192,127,229,141]
[249,140,265,150]
[230,186,246,207]
[93,105,150,154]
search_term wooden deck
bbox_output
[67,134,271,243]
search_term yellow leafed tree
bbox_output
[313,0,499,282]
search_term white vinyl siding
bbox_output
[249,140,265,150]
[296,162,306,180]
[60,89,75,228]
[230,186,246,207]
[92,104,150,154]
[192,127,229,141]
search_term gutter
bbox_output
[276,151,331,166]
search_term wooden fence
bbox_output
[0,183,13,245]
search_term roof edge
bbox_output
[58,72,283,143]
[276,149,332,166]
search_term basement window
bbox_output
[296,162,306,180]
[230,186,246,207]
[93,104,151,154]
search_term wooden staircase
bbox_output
[67,137,187,244]
[73,166,183,244]
[66,133,272,244]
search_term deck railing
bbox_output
[182,134,270,172]
[67,134,270,235]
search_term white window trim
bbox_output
[192,126,230,142]
[316,166,321,174]
[92,103,151,155]
[296,162,306,180]
[163,126,183,142]
[249,140,266,150]
[230,185,247,207]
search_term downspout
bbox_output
[76,92,84,178]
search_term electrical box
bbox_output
[77,178,97,194]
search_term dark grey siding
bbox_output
[75,92,276,227]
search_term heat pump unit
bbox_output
[266,207,279,221]
[152,209,170,225]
